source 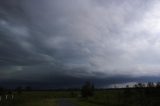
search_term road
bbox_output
[58,98,76,106]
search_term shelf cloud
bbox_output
[0,0,160,88]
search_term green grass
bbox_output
[1,89,160,106]
[0,91,65,106]
[72,90,131,106]
[0,91,80,106]
[73,89,160,106]
[74,90,124,106]
[13,98,57,106]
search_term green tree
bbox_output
[81,81,94,98]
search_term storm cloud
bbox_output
[1,0,160,88]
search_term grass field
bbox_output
[1,89,160,106]
[74,89,160,106]
[0,91,57,106]
[1,91,75,106]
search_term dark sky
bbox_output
[1,0,160,88]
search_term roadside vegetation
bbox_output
[1,82,160,106]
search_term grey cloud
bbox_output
[0,0,160,88]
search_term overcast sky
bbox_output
[1,0,160,88]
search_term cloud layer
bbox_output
[1,0,160,88]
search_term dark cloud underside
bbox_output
[0,0,160,88]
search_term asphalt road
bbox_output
[58,98,76,106]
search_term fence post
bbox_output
[5,95,8,100]
[12,94,14,100]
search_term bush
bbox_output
[81,81,94,98]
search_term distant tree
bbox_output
[156,82,160,88]
[134,84,138,88]
[81,81,94,98]
[147,82,154,88]
[138,83,145,88]
[25,86,32,91]
[15,86,23,94]
[126,85,129,88]
[134,83,145,88]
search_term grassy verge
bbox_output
[13,98,57,106]
[0,91,59,106]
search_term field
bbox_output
[0,91,75,106]
[1,88,160,106]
